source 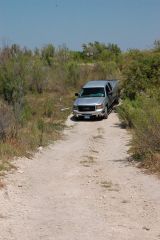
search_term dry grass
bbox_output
[92,134,103,140]
[91,149,99,154]
[97,127,103,133]
[0,101,16,141]
[89,146,99,154]
[0,180,5,189]
[0,92,73,175]
[118,96,160,175]
[0,158,17,176]
[80,155,96,167]
[101,180,113,189]
[100,180,120,191]
[138,153,160,175]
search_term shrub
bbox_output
[118,94,160,162]
[29,56,48,93]
[37,119,45,146]
[43,98,54,118]
[0,101,16,141]
[132,96,160,159]
[121,52,160,99]
[66,61,80,87]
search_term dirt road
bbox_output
[0,112,160,240]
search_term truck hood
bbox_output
[74,97,105,106]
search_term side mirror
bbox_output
[75,93,79,97]
[108,91,112,96]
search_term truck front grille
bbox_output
[78,105,95,112]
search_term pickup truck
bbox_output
[73,80,119,120]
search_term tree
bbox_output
[153,40,160,52]
[82,41,121,61]
[30,56,47,93]
[107,43,121,56]
[41,44,55,66]
[122,51,160,99]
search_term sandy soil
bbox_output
[0,112,160,240]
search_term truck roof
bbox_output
[83,80,117,88]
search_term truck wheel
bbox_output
[114,97,119,105]
[104,106,108,119]
[74,116,79,121]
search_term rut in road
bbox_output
[0,112,160,240]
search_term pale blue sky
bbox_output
[0,0,160,50]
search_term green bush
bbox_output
[118,95,160,161]
[66,61,80,87]
[122,52,160,100]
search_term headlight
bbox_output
[96,104,103,109]
[73,105,78,110]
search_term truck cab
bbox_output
[73,80,119,120]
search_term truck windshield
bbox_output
[80,87,105,97]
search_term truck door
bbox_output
[105,84,112,107]
[108,82,116,101]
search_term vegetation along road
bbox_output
[0,112,160,240]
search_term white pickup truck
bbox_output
[73,80,119,120]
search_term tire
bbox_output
[115,92,120,104]
[74,115,79,121]
[104,106,108,119]
[114,96,120,105]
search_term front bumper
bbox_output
[73,109,105,118]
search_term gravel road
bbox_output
[0,112,160,240]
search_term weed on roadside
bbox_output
[92,135,103,140]
[100,180,120,191]
[80,155,96,167]
[0,180,5,189]
[101,180,113,189]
